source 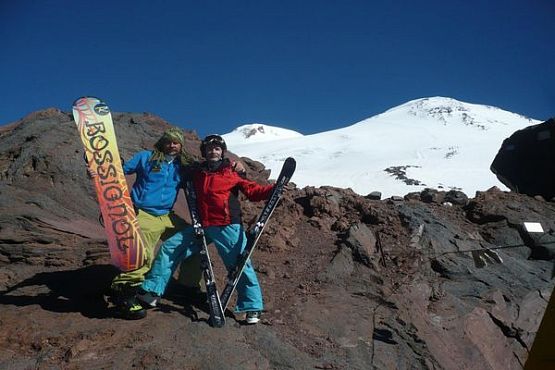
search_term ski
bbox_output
[183,179,226,328]
[220,157,296,311]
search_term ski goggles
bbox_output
[202,135,226,150]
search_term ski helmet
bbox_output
[200,134,227,157]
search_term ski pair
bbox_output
[219,157,296,312]
[183,180,226,328]
[183,157,296,327]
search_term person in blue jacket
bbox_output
[88,128,245,319]
[138,135,272,324]
[107,127,194,319]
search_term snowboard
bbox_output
[72,97,145,272]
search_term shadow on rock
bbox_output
[0,264,118,318]
[156,280,247,326]
[159,279,209,323]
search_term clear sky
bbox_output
[1,0,553,136]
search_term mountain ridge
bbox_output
[223,96,541,198]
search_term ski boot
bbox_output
[110,284,146,320]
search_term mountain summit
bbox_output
[223,97,540,198]
[224,123,303,144]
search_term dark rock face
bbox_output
[444,190,469,206]
[0,109,553,369]
[366,191,382,200]
[491,117,555,200]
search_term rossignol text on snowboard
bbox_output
[72,97,145,272]
[220,157,296,311]
[183,179,226,328]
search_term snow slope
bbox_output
[223,97,540,198]
[223,124,303,143]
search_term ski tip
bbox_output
[285,157,296,168]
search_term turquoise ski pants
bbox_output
[142,224,263,313]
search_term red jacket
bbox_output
[189,160,274,227]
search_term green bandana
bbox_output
[151,127,192,166]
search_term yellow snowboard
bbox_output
[72,97,145,271]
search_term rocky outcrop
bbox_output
[0,109,553,369]
[491,117,555,201]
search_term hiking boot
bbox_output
[115,295,147,320]
[137,288,160,308]
[245,311,261,324]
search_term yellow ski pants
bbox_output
[111,210,201,288]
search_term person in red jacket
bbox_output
[138,135,273,324]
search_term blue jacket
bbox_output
[123,150,182,216]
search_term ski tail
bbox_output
[184,180,226,327]
[199,234,226,328]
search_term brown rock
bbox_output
[0,108,553,370]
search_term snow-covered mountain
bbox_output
[223,97,540,198]
[223,124,303,143]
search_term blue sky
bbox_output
[1,1,553,136]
